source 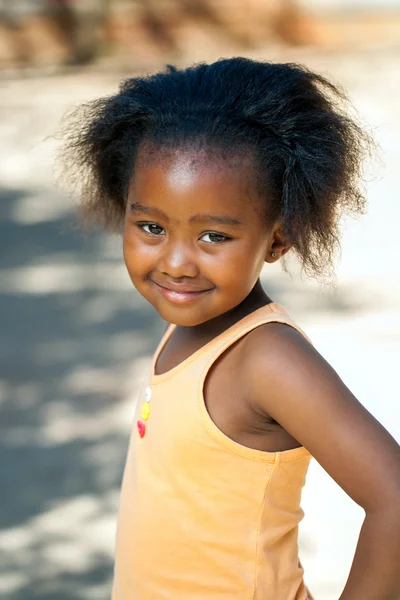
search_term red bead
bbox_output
[137,420,146,438]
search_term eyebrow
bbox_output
[130,202,169,221]
[189,214,243,226]
[130,202,243,227]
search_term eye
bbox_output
[137,223,166,236]
[200,232,230,244]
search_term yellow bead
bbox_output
[141,403,150,420]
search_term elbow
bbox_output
[363,476,400,517]
[365,502,400,532]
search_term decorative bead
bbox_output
[145,386,152,402]
[141,403,150,420]
[137,420,146,438]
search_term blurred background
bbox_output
[0,1,399,599]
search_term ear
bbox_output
[265,222,291,263]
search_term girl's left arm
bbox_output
[245,323,400,600]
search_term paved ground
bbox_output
[0,46,399,599]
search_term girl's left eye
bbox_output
[200,232,230,244]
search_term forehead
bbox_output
[130,145,262,219]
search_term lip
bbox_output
[150,280,213,304]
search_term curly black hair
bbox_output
[60,57,373,280]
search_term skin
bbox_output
[123,146,287,328]
[123,145,400,599]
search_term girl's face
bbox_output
[123,147,279,326]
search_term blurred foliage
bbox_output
[0,0,323,68]
[0,1,399,69]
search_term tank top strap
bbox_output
[200,302,312,372]
[151,322,175,375]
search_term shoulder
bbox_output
[243,319,313,351]
[237,319,344,437]
[239,320,326,385]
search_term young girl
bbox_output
[62,57,400,599]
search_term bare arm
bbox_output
[243,323,400,600]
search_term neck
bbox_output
[181,279,272,339]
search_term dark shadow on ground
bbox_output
[0,185,164,599]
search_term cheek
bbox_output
[205,240,265,285]
[123,230,154,275]
[122,231,135,269]
[230,237,266,266]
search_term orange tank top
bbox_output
[112,302,313,600]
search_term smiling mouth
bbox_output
[149,280,214,304]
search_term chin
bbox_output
[152,303,214,327]
[160,310,208,327]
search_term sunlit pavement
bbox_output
[0,47,399,599]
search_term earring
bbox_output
[271,252,277,258]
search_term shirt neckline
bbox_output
[151,301,287,384]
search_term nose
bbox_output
[158,241,199,279]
